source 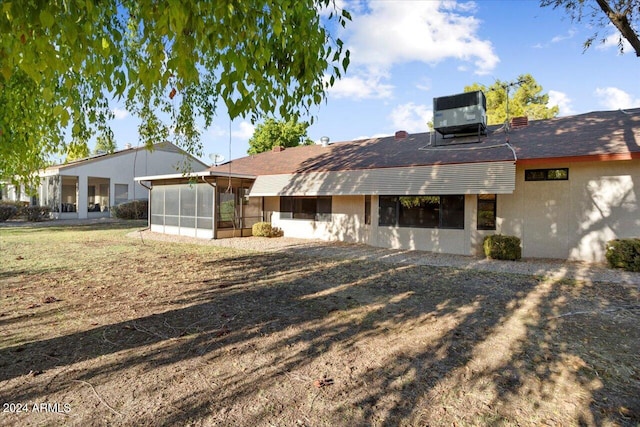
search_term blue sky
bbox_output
[106,0,640,164]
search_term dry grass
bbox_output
[0,222,639,426]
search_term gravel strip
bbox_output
[131,230,640,286]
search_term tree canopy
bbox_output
[247,118,314,154]
[93,135,118,155]
[64,141,90,163]
[0,1,351,185]
[541,0,640,56]
[464,74,559,126]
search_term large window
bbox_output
[164,185,180,226]
[216,187,261,229]
[60,176,77,212]
[524,168,568,181]
[180,185,196,228]
[150,186,164,226]
[241,187,262,228]
[280,196,332,221]
[378,195,465,229]
[217,190,236,228]
[151,184,214,229]
[196,184,213,229]
[87,177,110,212]
[477,194,496,230]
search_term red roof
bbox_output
[211,108,640,176]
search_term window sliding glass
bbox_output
[378,195,465,229]
[280,196,332,221]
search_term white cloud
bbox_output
[533,28,575,49]
[317,0,347,17]
[207,124,227,139]
[596,30,633,53]
[231,121,255,140]
[326,72,394,99]
[389,103,433,133]
[595,87,640,110]
[551,29,576,44]
[416,78,431,92]
[353,133,392,140]
[345,0,499,75]
[208,121,254,140]
[547,90,575,116]
[112,108,129,120]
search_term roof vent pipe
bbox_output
[395,130,408,140]
[320,136,330,147]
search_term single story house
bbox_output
[33,142,208,219]
[137,106,640,263]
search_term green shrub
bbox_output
[252,222,283,238]
[20,206,51,222]
[483,235,522,261]
[605,238,640,272]
[0,204,18,222]
[112,200,148,220]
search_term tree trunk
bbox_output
[595,0,640,56]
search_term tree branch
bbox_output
[595,0,640,56]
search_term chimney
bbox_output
[395,130,408,140]
[272,145,285,152]
[510,116,529,129]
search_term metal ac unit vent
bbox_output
[433,90,487,136]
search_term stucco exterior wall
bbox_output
[270,194,473,255]
[367,195,474,255]
[496,160,639,262]
[264,159,639,262]
[271,195,369,243]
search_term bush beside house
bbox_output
[112,200,148,220]
[483,235,522,261]
[0,202,50,222]
[252,222,283,238]
[0,203,19,222]
[21,206,51,222]
[606,238,640,272]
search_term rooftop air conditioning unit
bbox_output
[433,90,487,136]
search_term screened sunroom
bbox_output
[39,175,80,218]
[137,172,262,239]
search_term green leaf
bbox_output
[43,87,53,102]
[342,55,350,72]
[1,0,351,186]
[39,10,54,28]
[273,19,282,36]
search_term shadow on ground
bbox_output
[0,239,638,426]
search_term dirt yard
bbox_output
[0,222,638,426]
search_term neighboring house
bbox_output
[35,142,208,219]
[138,107,640,263]
[0,182,32,204]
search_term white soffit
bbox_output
[249,161,516,196]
